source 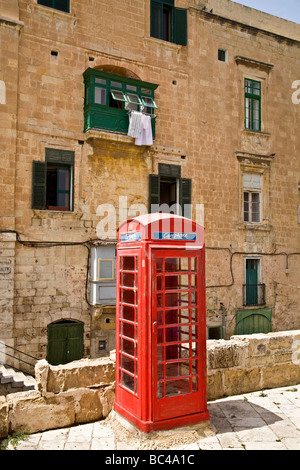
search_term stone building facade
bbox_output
[0,0,299,366]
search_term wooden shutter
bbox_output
[158,163,181,178]
[45,148,74,165]
[181,178,192,218]
[173,7,187,46]
[32,161,46,210]
[151,1,162,39]
[55,0,69,13]
[149,174,160,212]
[38,0,53,7]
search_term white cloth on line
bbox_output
[135,114,153,146]
[127,111,143,138]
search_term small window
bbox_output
[90,246,116,305]
[32,149,74,211]
[243,173,261,223]
[94,87,106,105]
[99,259,114,281]
[127,93,143,105]
[46,165,71,211]
[218,49,227,62]
[149,164,192,218]
[37,0,70,13]
[207,326,223,340]
[110,90,128,102]
[245,78,261,131]
[141,96,157,108]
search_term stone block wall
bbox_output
[207,331,300,400]
[0,357,115,438]
[1,330,300,438]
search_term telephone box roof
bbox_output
[118,213,204,246]
[118,213,204,229]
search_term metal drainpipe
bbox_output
[220,303,226,339]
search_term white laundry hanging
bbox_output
[127,111,143,138]
[134,114,153,146]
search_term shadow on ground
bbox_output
[208,397,282,434]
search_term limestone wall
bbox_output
[207,330,300,400]
[1,330,299,438]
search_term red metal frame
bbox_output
[114,214,209,432]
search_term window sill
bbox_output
[242,129,270,138]
[85,128,134,145]
[32,210,83,219]
[236,222,272,232]
[144,36,182,51]
[240,305,267,310]
[29,4,76,25]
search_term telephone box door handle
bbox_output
[152,321,157,335]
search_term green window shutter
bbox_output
[173,7,187,46]
[32,161,46,210]
[45,148,74,165]
[181,178,192,218]
[149,174,160,212]
[158,163,181,178]
[55,0,69,12]
[151,1,162,40]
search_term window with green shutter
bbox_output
[32,148,74,211]
[150,0,187,46]
[149,164,192,217]
[37,0,70,13]
[245,79,261,131]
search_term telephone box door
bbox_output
[116,250,141,419]
[152,249,206,423]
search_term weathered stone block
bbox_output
[36,358,115,395]
[207,339,247,369]
[207,371,223,401]
[100,384,115,418]
[71,388,103,424]
[223,368,261,396]
[262,363,300,389]
[7,390,75,435]
[268,333,292,351]
[232,334,270,358]
[0,396,8,438]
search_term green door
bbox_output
[47,321,84,365]
[246,259,258,306]
[235,308,272,335]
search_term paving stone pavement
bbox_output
[6,384,300,451]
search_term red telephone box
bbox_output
[114,213,209,432]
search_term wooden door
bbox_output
[47,321,84,365]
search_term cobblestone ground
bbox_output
[4,384,300,451]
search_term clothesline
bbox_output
[127,111,157,119]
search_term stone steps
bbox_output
[0,364,37,393]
